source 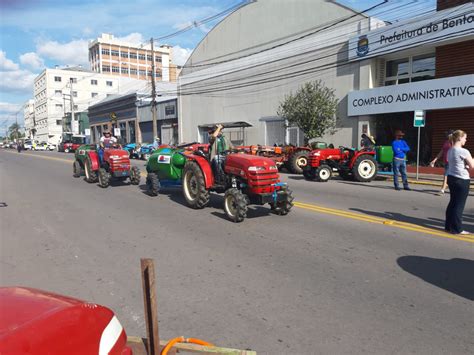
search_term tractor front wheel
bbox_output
[146,173,160,196]
[84,157,98,183]
[182,161,210,209]
[288,151,308,174]
[303,168,316,181]
[271,187,294,216]
[98,168,111,188]
[130,166,141,185]
[315,164,332,182]
[352,155,377,182]
[73,160,83,178]
[224,188,248,223]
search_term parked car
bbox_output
[23,140,36,150]
[34,142,50,151]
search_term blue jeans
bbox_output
[98,148,104,165]
[393,159,408,189]
[445,175,470,234]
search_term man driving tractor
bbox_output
[99,130,118,163]
[208,124,233,184]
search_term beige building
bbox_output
[88,33,178,82]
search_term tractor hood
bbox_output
[104,149,129,159]
[0,287,129,354]
[225,154,277,171]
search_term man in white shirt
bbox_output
[99,131,118,164]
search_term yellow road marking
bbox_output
[5,151,473,243]
[294,201,474,243]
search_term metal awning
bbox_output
[198,121,253,129]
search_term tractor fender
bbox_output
[186,154,214,188]
[87,151,100,171]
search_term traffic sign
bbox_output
[414,110,425,127]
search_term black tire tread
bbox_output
[182,161,210,209]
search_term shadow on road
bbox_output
[349,207,472,233]
[397,256,474,301]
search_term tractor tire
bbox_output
[84,157,98,183]
[339,170,353,181]
[271,187,294,216]
[224,188,248,223]
[64,148,70,153]
[352,155,378,182]
[303,168,316,181]
[73,160,83,178]
[182,161,210,209]
[98,168,111,188]
[146,173,160,196]
[130,166,141,185]
[314,164,332,182]
[288,151,308,174]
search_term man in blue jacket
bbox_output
[392,129,411,191]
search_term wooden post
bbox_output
[141,258,160,355]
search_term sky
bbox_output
[0,0,435,135]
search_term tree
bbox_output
[8,123,22,141]
[277,80,338,144]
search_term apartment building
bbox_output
[23,99,35,139]
[88,33,178,82]
[33,66,147,144]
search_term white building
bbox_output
[23,99,35,139]
[34,66,147,144]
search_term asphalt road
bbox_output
[1,149,473,354]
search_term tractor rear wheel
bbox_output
[303,168,316,181]
[352,155,377,182]
[146,173,160,196]
[98,168,111,188]
[73,160,83,178]
[315,164,332,182]
[182,161,210,209]
[288,151,308,174]
[224,188,248,223]
[271,187,294,215]
[84,157,98,183]
[130,166,141,185]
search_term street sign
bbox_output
[84,128,91,136]
[114,128,121,137]
[414,110,425,127]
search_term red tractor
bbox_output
[83,147,141,188]
[303,146,378,182]
[181,150,294,222]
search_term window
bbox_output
[55,90,62,96]
[130,52,137,59]
[73,105,78,110]
[72,91,77,97]
[120,52,129,59]
[155,71,162,77]
[147,55,152,61]
[111,50,119,57]
[121,67,129,74]
[106,81,113,87]
[139,70,146,76]
[70,78,77,83]
[54,76,61,82]
[112,66,120,73]
[155,56,162,63]
[102,65,111,72]
[91,92,98,98]
[138,54,146,60]
[55,104,63,112]
[102,48,110,55]
[56,119,62,126]
[384,54,435,86]
[130,68,138,75]
[91,79,98,85]
[165,105,175,115]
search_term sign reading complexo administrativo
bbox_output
[348,74,474,116]
[348,3,474,61]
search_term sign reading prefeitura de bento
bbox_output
[348,3,474,61]
[348,74,474,116]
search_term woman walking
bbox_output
[445,130,474,235]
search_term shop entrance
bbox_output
[373,111,433,165]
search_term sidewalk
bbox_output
[378,170,474,188]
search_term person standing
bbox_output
[445,130,473,235]
[392,129,411,191]
[430,130,453,194]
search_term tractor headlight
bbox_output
[312,151,321,156]
[269,165,278,171]
[248,166,266,171]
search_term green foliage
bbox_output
[7,123,23,140]
[277,80,338,143]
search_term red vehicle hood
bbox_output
[0,287,129,355]
[226,153,277,171]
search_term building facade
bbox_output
[88,33,177,82]
[178,0,384,148]
[33,66,147,144]
[23,99,35,139]
[88,92,178,145]
[347,0,474,162]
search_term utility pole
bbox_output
[150,38,158,139]
[70,78,76,134]
[15,112,19,142]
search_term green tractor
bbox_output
[73,144,97,181]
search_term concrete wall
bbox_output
[179,0,373,147]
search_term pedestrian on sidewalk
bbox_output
[430,130,453,194]
[392,129,411,191]
[445,130,474,235]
